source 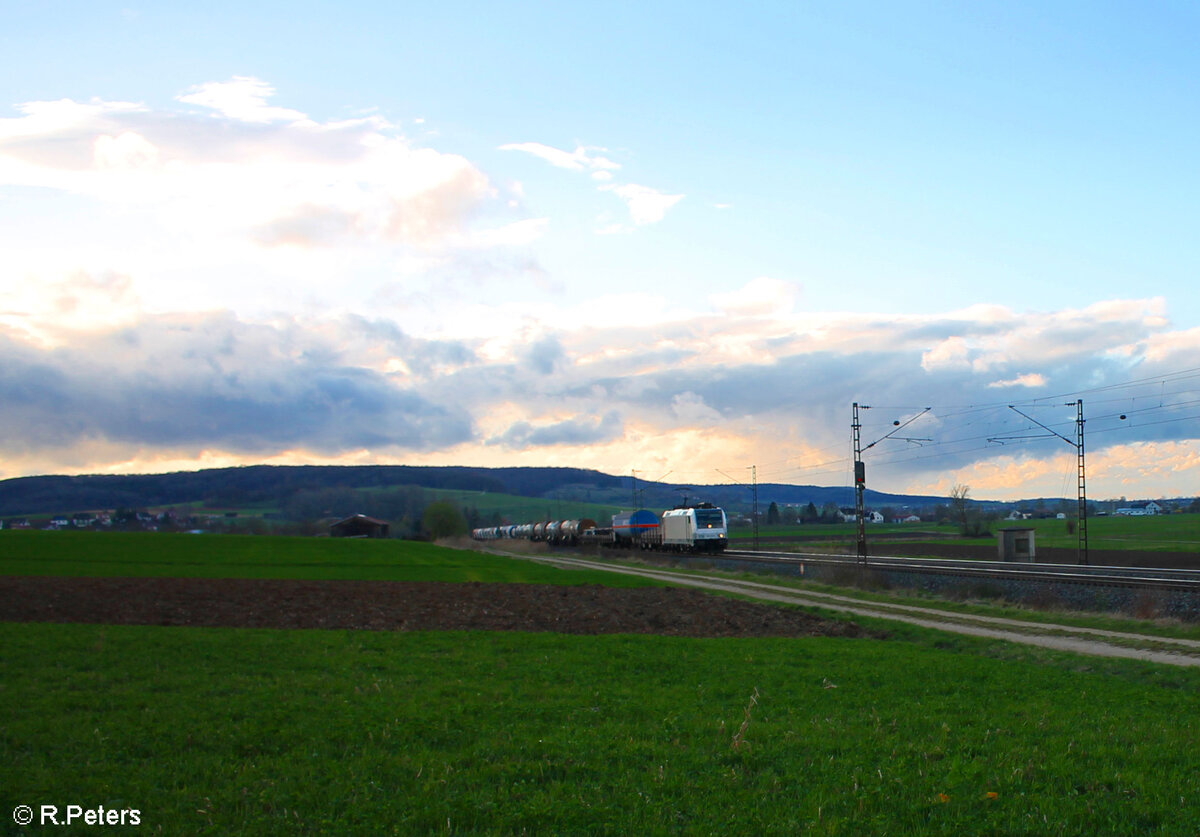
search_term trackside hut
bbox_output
[330,514,390,538]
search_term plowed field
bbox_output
[0,576,877,638]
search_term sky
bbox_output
[2,1,1200,502]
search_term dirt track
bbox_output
[0,576,877,639]
[524,553,1200,667]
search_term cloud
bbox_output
[0,313,476,461]
[920,336,971,371]
[6,298,1196,500]
[500,140,681,228]
[485,411,624,449]
[987,373,1047,388]
[522,335,566,375]
[710,277,799,317]
[0,78,511,256]
[498,142,620,173]
[599,182,683,225]
[671,392,723,425]
[177,77,308,124]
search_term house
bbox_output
[330,514,390,539]
[1115,501,1163,516]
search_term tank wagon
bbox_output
[471,517,597,546]
[610,509,661,549]
[472,503,727,553]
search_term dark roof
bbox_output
[332,514,389,527]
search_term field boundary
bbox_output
[517,551,1200,667]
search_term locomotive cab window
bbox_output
[695,510,724,527]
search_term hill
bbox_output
[0,464,951,518]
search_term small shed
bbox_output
[330,514,390,539]
[997,527,1036,562]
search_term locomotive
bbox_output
[471,502,728,554]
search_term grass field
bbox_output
[736,514,1200,553]
[425,488,623,528]
[0,530,655,586]
[3,532,1200,834]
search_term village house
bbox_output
[1115,501,1164,516]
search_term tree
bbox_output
[801,502,819,524]
[766,501,781,525]
[949,483,992,537]
[422,500,467,540]
[949,484,971,532]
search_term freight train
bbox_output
[471,502,728,553]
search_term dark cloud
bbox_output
[522,336,565,375]
[486,411,623,449]
[0,314,475,456]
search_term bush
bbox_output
[422,500,467,540]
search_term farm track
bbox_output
[521,552,1200,668]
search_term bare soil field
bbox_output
[0,576,877,639]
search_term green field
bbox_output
[736,514,1200,553]
[425,488,624,526]
[3,533,1200,834]
[0,530,653,586]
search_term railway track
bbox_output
[718,549,1200,593]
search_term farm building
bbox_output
[329,514,390,538]
[1115,501,1164,516]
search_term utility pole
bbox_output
[853,403,867,562]
[1004,401,1089,565]
[714,466,759,551]
[1075,399,1089,566]
[852,405,932,562]
[631,469,638,509]
[751,464,760,552]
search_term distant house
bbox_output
[330,514,390,539]
[1115,501,1164,516]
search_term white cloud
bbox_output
[93,131,160,169]
[0,78,553,325]
[671,392,723,425]
[498,141,620,173]
[987,373,1047,388]
[600,182,683,225]
[921,336,972,371]
[710,277,799,317]
[500,140,681,227]
[177,77,307,124]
